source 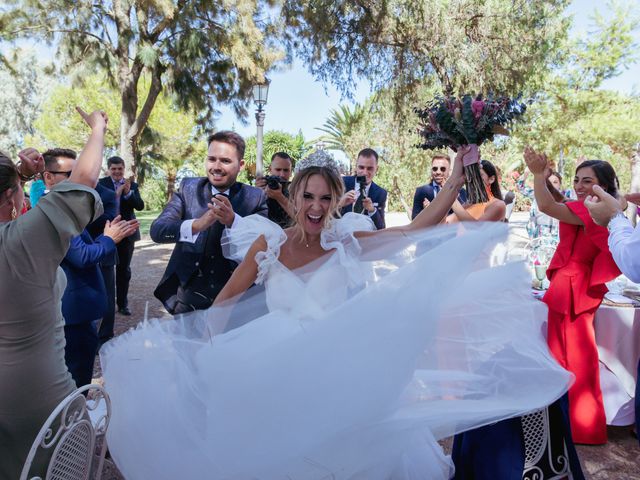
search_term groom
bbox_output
[151,131,268,315]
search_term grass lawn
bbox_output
[136,209,160,236]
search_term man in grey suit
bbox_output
[151,131,268,315]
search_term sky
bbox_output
[2,0,638,148]
[216,0,640,147]
[218,0,640,144]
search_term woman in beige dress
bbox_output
[0,108,108,479]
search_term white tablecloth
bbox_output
[594,304,640,426]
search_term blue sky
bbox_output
[219,0,639,144]
[3,0,638,147]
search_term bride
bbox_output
[101,148,571,479]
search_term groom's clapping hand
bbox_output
[210,194,235,227]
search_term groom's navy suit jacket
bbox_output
[150,177,268,313]
[340,176,387,230]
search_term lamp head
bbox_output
[252,79,270,111]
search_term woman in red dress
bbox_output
[525,149,621,444]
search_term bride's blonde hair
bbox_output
[288,166,344,243]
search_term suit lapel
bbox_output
[195,178,212,218]
[369,182,378,202]
[228,182,243,210]
[344,176,354,213]
[101,177,116,191]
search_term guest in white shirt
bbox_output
[585,184,640,440]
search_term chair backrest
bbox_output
[20,384,111,480]
[521,407,573,480]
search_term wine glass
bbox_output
[534,263,548,289]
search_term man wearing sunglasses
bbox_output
[42,148,75,189]
[411,153,467,219]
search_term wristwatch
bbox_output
[607,211,626,231]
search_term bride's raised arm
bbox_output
[355,147,467,240]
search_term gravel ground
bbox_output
[94,214,640,479]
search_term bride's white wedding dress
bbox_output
[101,214,571,480]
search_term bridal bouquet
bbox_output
[415,94,529,203]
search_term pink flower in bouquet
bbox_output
[472,99,485,119]
[511,171,520,179]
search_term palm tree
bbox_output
[314,103,367,158]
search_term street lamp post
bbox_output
[253,79,270,178]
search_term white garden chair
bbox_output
[20,384,111,480]
[521,408,574,480]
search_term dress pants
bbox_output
[116,238,135,310]
[452,395,584,480]
[64,322,99,388]
[452,416,524,479]
[98,264,116,343]
[547,307,607,444]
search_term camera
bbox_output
[353,175,368,214]
[264,175,290,195]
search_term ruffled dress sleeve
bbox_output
[321,212,376,287]
[565,200,621,288]
[2,182,102,285]
[221,215,287,284]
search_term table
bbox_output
[594,303,640,426]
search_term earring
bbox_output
[11,206,17,220]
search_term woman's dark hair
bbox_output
[576,160,619,197]
[549,171,562,183]
[0,152,19,198]
[480,160,503,201]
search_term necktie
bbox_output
[114,180,125,214]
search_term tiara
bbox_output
[294,150,341,174]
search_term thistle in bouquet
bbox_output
[415,94,529,204]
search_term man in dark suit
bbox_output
[412,153,468,219]
[98,156,145,316]
[151,131,268,315]
[339,148,387,230]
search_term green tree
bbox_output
[5,0,283,173]
[317,1,640,212]
[27,75,203,200]
[283,0,570,99]
[507,2,640,190]
[0,48,52,155]
[243,130,310,180]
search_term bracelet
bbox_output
[18,172,36,182]
[15,161,36,182]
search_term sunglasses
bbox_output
[47,170,72,177]
[432,166,447,172]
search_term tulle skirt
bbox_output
[101,222,571,479]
